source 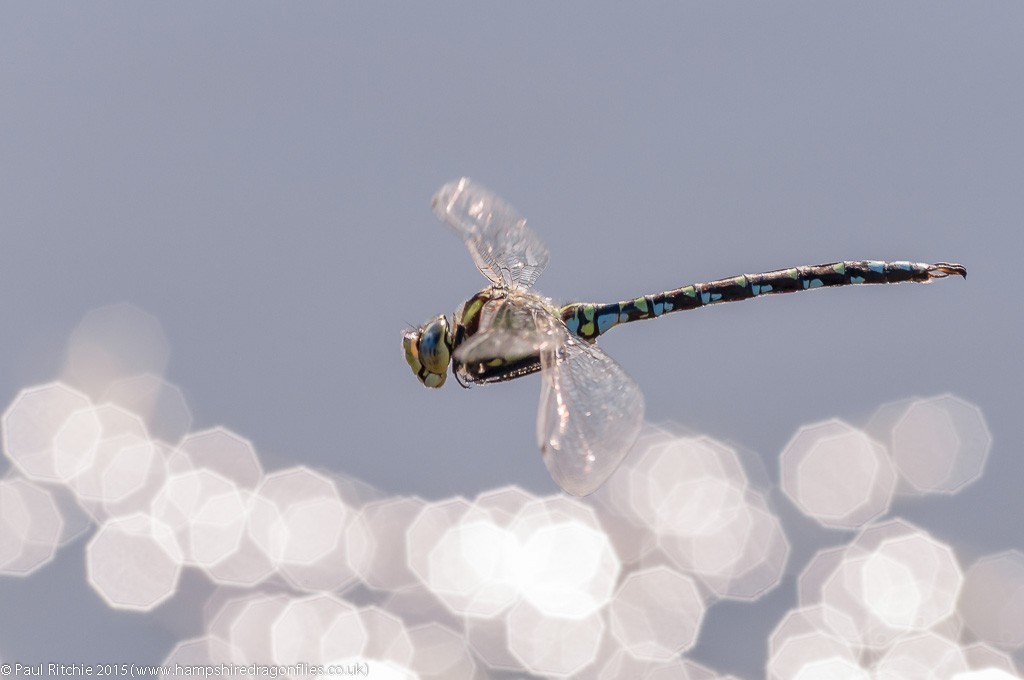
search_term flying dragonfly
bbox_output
[402,178,966,496]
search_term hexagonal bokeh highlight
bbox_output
[356,606,415,668]
[70,426,171,521]
[800,521,965,650]
[608,565,705,660]
[51,404,104,482]
[424,514,520,618]
[889,395,993,495]
[192,489,278,589]
[0,476,65,575]
[858,532,963,631]
[346,495,427,592]
[625,433,751,537]
[176,427,263,489]
[408,494,620,622]
[767,626,862,680]
[960,641,1020,676]
[3,301,1005,680]
[270,594,367,665]
[474,484,536,523]
[407,499,473,588]
[595,429,787,601]
[510,501,620,620]
[162,635,240,668]
[661,488,790,601]
[505,600,605,677]
[3,382,93,481]
[769,604,862,660]
[952,670,1024,680]
[381,584,460,632]
[249,467,357,592]
[406,622,478,680]
[871,630,968,678]
[959,551,1024,650]
[221,593,291,664]
[187,486,248,568]
[104,373,193,444]
[150,467,243,565]
[464,614,522,673]
[781,419,896,529]
[86,513,183,611]
[320,600,369,664]
[61,302,170,398]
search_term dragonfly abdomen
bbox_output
[561,260,966,342]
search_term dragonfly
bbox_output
[402,178,966,496]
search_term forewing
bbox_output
[433,178,549,291]
[453,297,554,366]
[536,334,645,496]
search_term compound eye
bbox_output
[403,331,424,375]
[418,315,452,375]
[402,316,452,388]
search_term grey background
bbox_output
[0,3,1020,677]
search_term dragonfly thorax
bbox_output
[403,314,453,388]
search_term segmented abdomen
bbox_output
[560,260,959,342]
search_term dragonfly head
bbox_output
[403,314,453,388]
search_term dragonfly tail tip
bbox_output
[928,262,967,280]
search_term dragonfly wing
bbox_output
[453,297,554,366]
[536,334,645,496]
[433,178,550,291]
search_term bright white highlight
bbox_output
[0,477,64,575]
[596,427,790,600]
[3,383,93,481]
[859,533,963,631]
[959,551,1024,650]
[86,513,183,610]
[0,304,1011,679]
[608,565,705,660]
[505,601,604,677]
[781,419,896,528]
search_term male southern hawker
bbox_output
[402,178,966,496]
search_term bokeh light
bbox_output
[86,513,183,611]
[0,476,64,576]
[3,383,93,482]
[0,304,1015,678]
[872,395,993,495]
[62,303,170,398]
[959,551,1024,650]
[608,565,705,660]
[781,419,896,529]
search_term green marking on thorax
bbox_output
[463,296,485,324]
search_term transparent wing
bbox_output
[453,296,555,366]
[433,178,550,291]
[537,333,645,496]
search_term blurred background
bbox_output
[0,3,1021,678]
